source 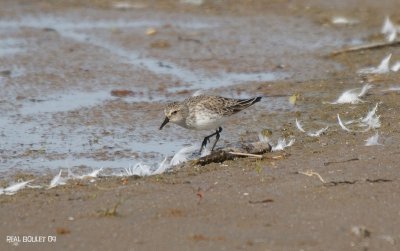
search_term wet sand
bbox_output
[1,0,400,250]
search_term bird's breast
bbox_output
[186,111,224,130]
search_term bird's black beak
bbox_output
[159,117,169,130]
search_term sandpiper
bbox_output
[159,95,262,153]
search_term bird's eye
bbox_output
[171,111,178,115]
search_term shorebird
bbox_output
[159,95,262,153]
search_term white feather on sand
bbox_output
[365,132,383,146]
[390,61,400,72]
[337,103,380,132]
[360,103,381,130]
[48,170,67,189]
[1,180,34,195]
[152,157,170,175]
[331,16,359,25]
[381,17,397,42]
[337,114,353,132]
[331,84,372,104]
[358,54,391,74]
[295,119,329,137]
[170,146,198,166]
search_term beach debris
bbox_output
[248,198,274,204]
[365,132,382,146]
[56,227,71,235]
[351,226,371,238]
[295,119,329,137]
[324,157,359,166]
[145,28,157,36]
[331,16,359,25]
[358,54,391,74]
[228,152,262,158]
[331,84,372,104]
[325,180,357,186]
[330,41,400,56]
[271,138,295,152]
[298,170,326,183]
[48,170,67,189]
[289,93,299,105]
[381,17,397,42]
[196,141,271,166]
[0,180,34,195]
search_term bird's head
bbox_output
[159,102,186,130]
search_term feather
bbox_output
[331,16,358,25]
[295,119,306,132]
[391,61,400,72]
[170,146,198,166]
[337,104,380,132]
[337,114,353,132]
[331,84,372,104]
[295,118,329,137]
[358,54,391,74]
[307,127,329,137]
[153,157,170,175]
[381,17,397,42]
[360,103,380,129]
[48,170,67,189]
[365,132,383,146]
[2,180,34,195]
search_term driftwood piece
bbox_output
[329,40,400,57]
[196,142,271,166]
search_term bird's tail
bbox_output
[228,96,262,114]
[237,96,262,106]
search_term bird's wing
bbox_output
[202,96,262,116]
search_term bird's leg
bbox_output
[199,127,223,154]
[211,127,223,151]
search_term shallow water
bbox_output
[0,38,26,56]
